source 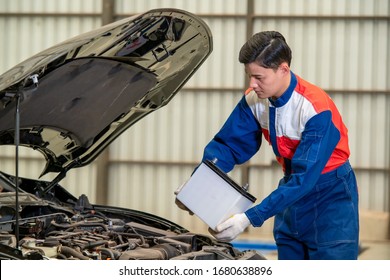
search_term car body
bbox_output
[0,8,265,260]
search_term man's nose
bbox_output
[249,77,258,88]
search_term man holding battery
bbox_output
[176,31,359,260]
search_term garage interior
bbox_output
[0,0,389,260]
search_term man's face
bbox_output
[245,62,290,100]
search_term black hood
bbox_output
[0,9,212,177]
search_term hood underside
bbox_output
[0,9,212,177]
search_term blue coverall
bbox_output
[202,72,359,260]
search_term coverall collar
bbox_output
[268,71,297,107]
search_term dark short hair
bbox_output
[238,31,292,69]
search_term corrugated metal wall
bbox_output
[0,0,102,199]
[0,0,389,239]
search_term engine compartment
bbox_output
[0,190,265,260]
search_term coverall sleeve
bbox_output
[245,110,341,227]
[201,96,262,173]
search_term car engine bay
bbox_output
[0,175,265,260]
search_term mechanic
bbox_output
[177,31,359,260]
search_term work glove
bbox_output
[174,181,194,215]
[174,198,194,215]
[209,213,250,242]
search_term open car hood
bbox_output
[0,8,212,177]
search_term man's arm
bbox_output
[202,95,262,173]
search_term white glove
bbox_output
[209,213,250,242]
[173,181,186,195]
[174,198,194,215]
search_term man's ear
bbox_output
[279,62,290,74]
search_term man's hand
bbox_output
[209,213,250,242]
[174,198,194,215]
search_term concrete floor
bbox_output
[358,241,390,260]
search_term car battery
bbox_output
[176,159,256,230]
